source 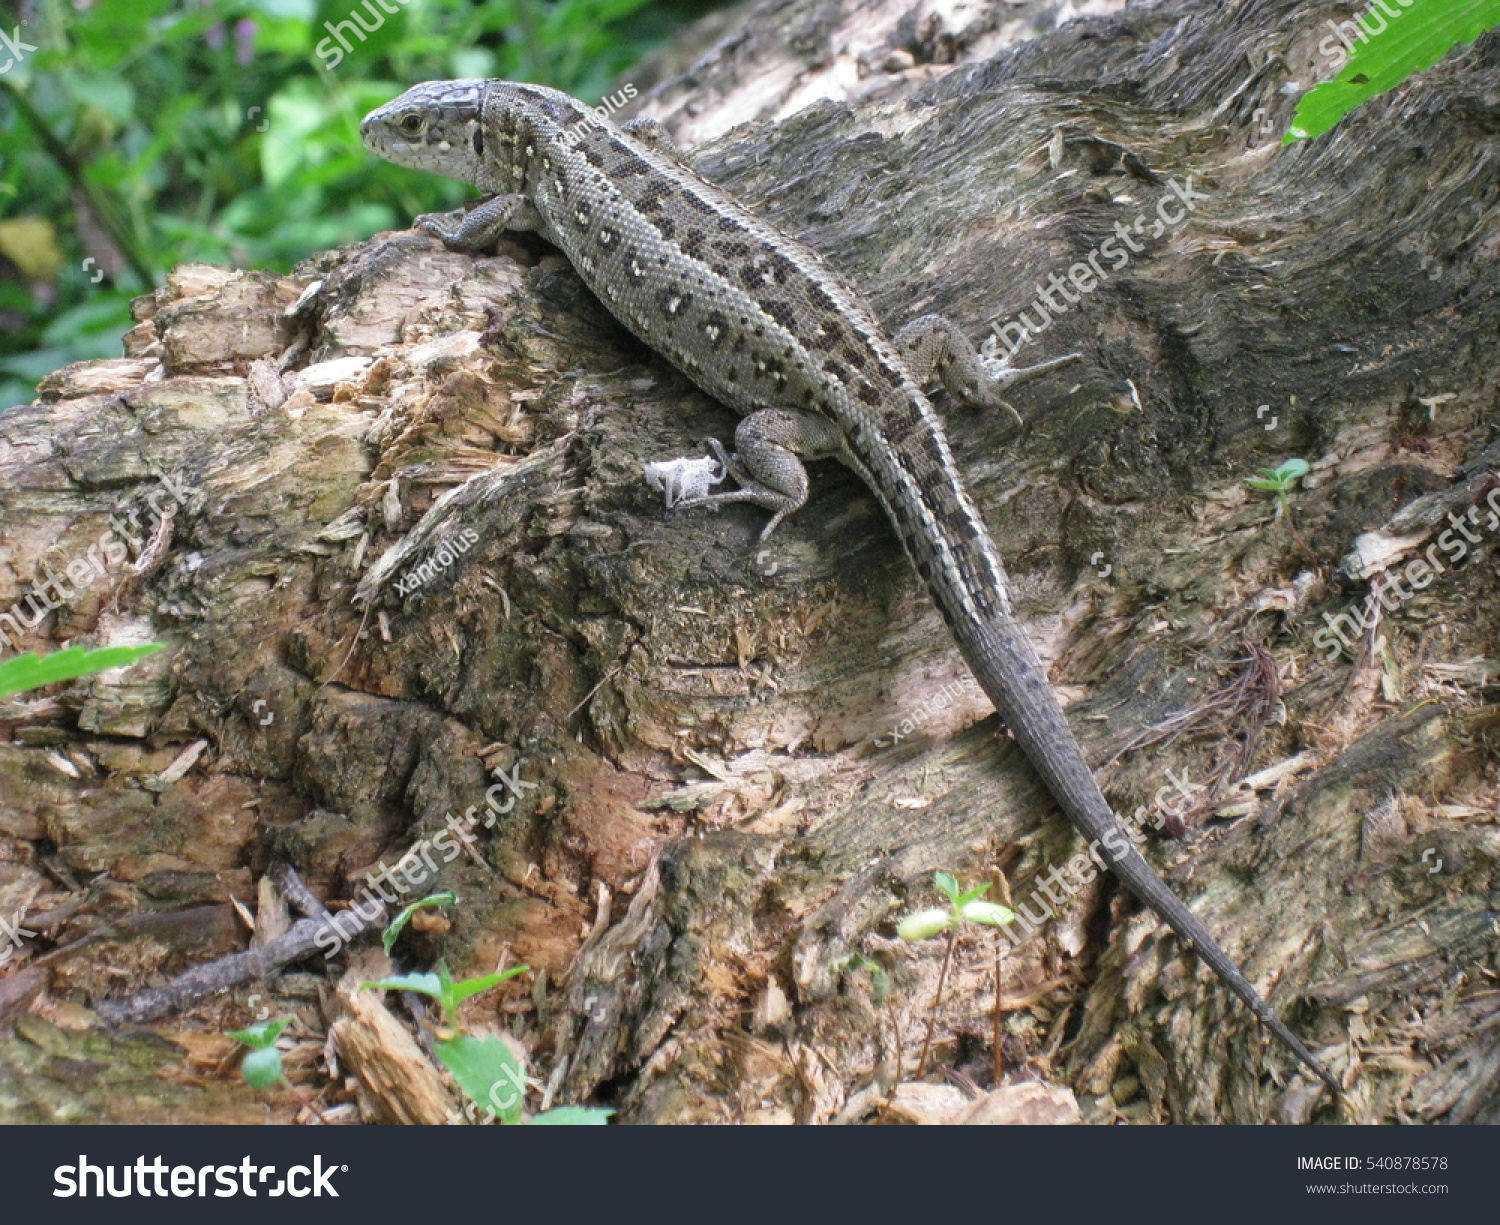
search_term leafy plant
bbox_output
[381,890,457,954]
[228,1015,330,1121]
[1245,458,1310,504]
[0,644,163,700]
[364,938,610,1124]
[1288,0,1500,142]
[227,1016,294,1090]
[898,871,1013,1078]
[1246,459,1314,562]
[897,871,1013,941]
[0,0,736,411]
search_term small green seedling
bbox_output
[364,921,611,1125]
[1246,458,1314,560]
[228,1015,331,1121]
[0,644,162,700]
[898,871,1014,1079]
[897,871,1013,941]
[381,891,457,954]
[364,962,535,1123]
[227,1017,293,1090]
[1244,457,1310,505]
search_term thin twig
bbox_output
[95,893,389,1026]
[915,925,958,1080]
[991,865,1007,1086]
[274,864,334,923]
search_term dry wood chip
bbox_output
[328,950,455,1126]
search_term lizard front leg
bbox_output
[893,314,1079,422]
[659,408,844,542]
[413,193,545,254]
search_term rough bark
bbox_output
[1,0,1498,1125]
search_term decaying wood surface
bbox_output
[1,0,1498,1124]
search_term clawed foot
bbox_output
[976,335,1083,408]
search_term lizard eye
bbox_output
[398,112,425,137]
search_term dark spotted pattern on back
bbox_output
[612,152,653,178]
[636,181,671,213]
[807,282,838,313]
[465,81,1017,625]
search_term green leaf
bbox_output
[241,1047,284,1089]
[361,972,443,1000]
[1244,478,1284,493]
[226,1016,293,1050]
[529,1106,614,1125]
[897,908,952,941]
[958,901,1015,928]
[955,882,992,906]
[1275,458,1311,481]
[1288,0,1500,142]
[434,1034,526,1125]
[450,964,529,1006]
[932,871,960,902]
[0,645,163,700]
[381,891,458,955]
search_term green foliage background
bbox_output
[0,0,729,410]
[6,1,1492,414]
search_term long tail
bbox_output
[958,612,1341,1096]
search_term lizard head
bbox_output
[362,79,597,195]
[362,79,507,190]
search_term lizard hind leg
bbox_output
[671,408,845,542]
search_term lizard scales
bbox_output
[362,79,1339,1096]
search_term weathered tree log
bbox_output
[2,0,1498,1124]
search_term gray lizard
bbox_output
[361,79,1340,1097]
